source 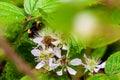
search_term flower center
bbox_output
[40,52,54,60]
[42,36,56,46]
[60,55,67,66]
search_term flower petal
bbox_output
[99,61,106,68]
[52,40,60,46]
[54,47,61,58]
[49,58,53,66]
[67,66,77,75]
[56,69,63,76]
[31,48,40,56]
[84,54,90,61]
[35,61,45,69]
[49,58,60,71]
[96,61,106,69]
[62,44,68,50]
[39,42,45,50]
[69,58,82,66]
[94,67,100,72]
[82,64,91,72]
[49,63,60,71]
[33,37,42,44]
[48,47,54,53]
[33,37,45,49]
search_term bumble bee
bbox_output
[27,21,44,38]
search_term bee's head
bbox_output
[35,21,44,28]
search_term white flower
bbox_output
[69,58,82,66]
[35,60,45,69]
[95,61,106,72]
[32,37,45,49]
[52,47,82,76]
[31,47,55,70]
[53,47,62,58]
[31,28,70,72]
[51,40,61,46]
[32,27,68,51]
[49,32,68,50]
[32,28,58,49]
[33,31,66,49]
[49,58,60,71]
[82,54,106,73]
[62,44,68,50]
[52,39,68,50]
[56,66,77,76]
[31,48,41,56]
[67,66,77,75]
[56,69,63,76]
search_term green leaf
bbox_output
[24,0,39,14]
[47,4,79,32]
[0,48,6,61]
[88,74,109,80]
[68,36,86,58]
[0,2,24,16]
[92,46,107,59]
[3,23,23,42]
[0,0,24,7]
[38,0,61,13]
[20,72,55,80]
[20,76,31,80]
[20,72,70,80]
[24,0,61,15]
[0,1,25,24]
[108,8,120,24]
[108,75,120,80]
[14,41,36,67]
[5,61,24,80]
[105,51,120,75]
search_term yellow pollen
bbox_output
[27,29,32,33]
[36,21,40,27]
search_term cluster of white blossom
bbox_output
[30,28,106,76]
[82,54,106,74]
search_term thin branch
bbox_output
[103,0,115,8]
[22,15,42,26]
